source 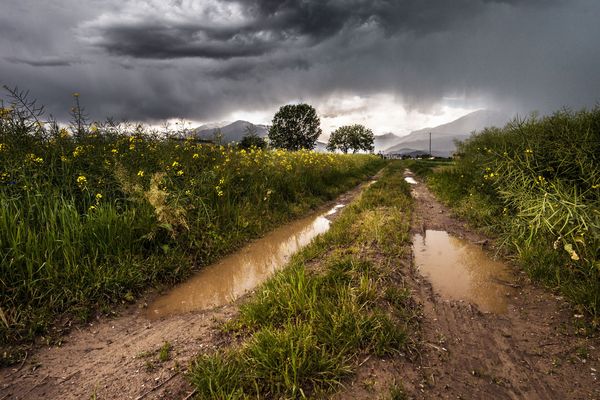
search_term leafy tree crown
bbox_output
[327,124,374,153]
[268,104,322,150]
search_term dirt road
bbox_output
[399,169,599,399]
[1,170,598,399]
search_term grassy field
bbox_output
[0,97,384,357]
[189,162,417,399]
[407,108,600,326]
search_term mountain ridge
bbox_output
[384,109,509,156]
[193,120,268,143]
[190,109,509,156]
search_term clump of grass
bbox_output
[0,88,384,357]
[413,107,600,323]
[159,341,171,362]
[388,382,408,400]
[189,163,416,398]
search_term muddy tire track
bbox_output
[0,177,379,400]
[403,169,599,400]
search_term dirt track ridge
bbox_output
[402,169,599,399]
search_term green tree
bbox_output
[268,104,322,150]
[327,124,374,153]
[239,126,267,149]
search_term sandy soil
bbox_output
[0,178,375,400]
[338,170,599,399]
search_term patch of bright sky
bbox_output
[220,93,478,138]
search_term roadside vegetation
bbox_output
[408,108,600,325]
[189,162,417,399]
[0,89,384,357]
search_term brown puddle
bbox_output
[147,204,345,319]
[412,230,516,313]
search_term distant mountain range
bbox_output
[373,133,402,152]
[193,120,268,143]
[383,110,509,157]
[191,121,332,151]
[191,109,509,157]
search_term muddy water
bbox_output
[147,204,345,319]
[413,230,516,313]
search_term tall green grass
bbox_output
[0,91,384,355]
[412,108,600,324]
[189,163,417,398]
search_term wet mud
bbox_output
[148,204,345,319]
[413,229,516,313]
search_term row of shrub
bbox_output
[0,96,384,351]
[417,108,599,324]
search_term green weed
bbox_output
[159,341,171,362]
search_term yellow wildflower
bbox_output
[137,170,145,177]
[26,153,43,164]
[77,175,87,186]
[73,146,84,157]
[0,107,13,119]
[176,170,184,176]
[564,243,580,261]
[193,153,199,159]
[95,193,103,200]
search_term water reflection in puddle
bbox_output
[147,204,345,319]
[412,230,515,313]
[404,176,417,184]
[326,204,346,216]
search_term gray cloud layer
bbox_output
[1,0,599,123]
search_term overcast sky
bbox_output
[1,0,599,135]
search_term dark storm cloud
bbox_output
[1,0,599,124]
[93,24,277,59]
[86,0,531,60]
